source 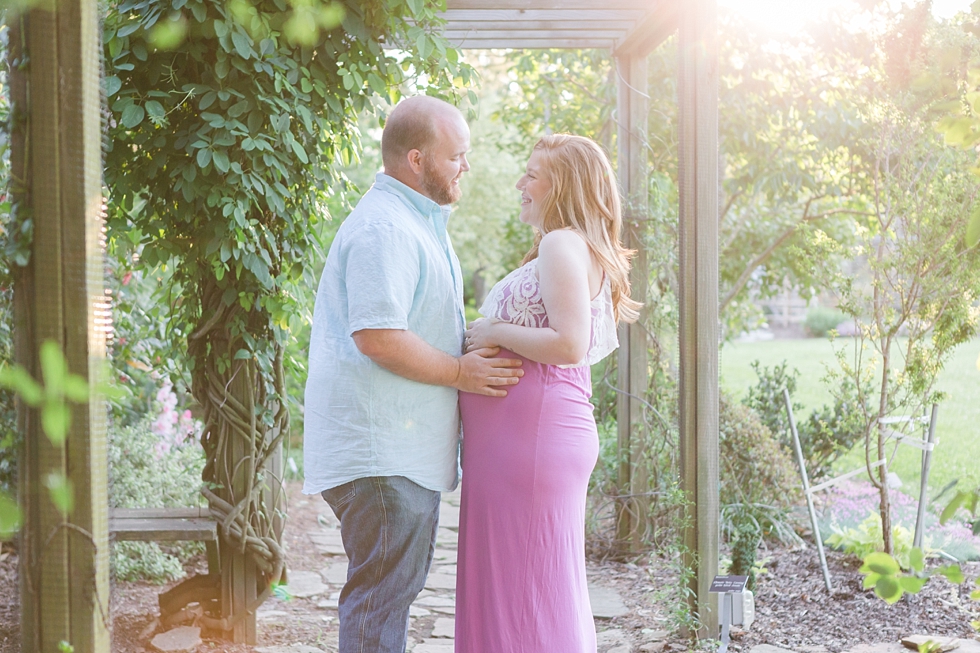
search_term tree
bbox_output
[103,0,470,639]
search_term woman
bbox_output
[454,134,641,652]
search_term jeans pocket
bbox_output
[322,482,356,511]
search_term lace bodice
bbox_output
[479,259,618,368]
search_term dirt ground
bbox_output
[0,482,975,652]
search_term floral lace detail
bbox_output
[479,259,619,367]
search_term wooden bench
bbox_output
[109,507,217,543]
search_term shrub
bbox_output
[108,404,206,584]
[743,360,868,481]
[719,395,800,541]
[805,306,848,337]
[826,512,917,569]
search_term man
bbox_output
[303,96,523,653]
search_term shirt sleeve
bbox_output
[343,221,421,335]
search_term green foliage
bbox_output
[859,547,965,605]
[719,395,800,541]
[805,306,848,338]
[940,487,980,536]
[108,415,206,583]
[827,513,917,570]
[727,520,761,591]
[741,360,800,445]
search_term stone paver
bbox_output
[749,646,798,653]
[255,647,326,653]
[424,572,457,592]
[413,639,455,653]
[309,529,346,556]
[431,617,455,638]
[902,636,962,653]
[322,559,348,585]
[589,583,629,619]
[846,643,907,653]
[598,628,630,653]
[150,626,202,653]
[286,570,330,598]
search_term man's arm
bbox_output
[352,329,523,397]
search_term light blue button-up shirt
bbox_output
[303,173,466,494]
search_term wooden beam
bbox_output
[443,20,636,31]
[447,0,652,9]
[444,29,627,40]
[13,0,110,650]
[449,38,618,49]
[677,0,719,639]
[614,0,678,58]
[614,51,649,555]
[440,9,644,21]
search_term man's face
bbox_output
[419,116,470,205]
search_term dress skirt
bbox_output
[455,351,599,653]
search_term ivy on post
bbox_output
[103,0,471,643]
[5,0,110,649]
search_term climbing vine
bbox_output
[102,0,471,601]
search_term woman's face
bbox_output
[516,149,552,230]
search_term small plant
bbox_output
[727,520,762,590]
[741,360,800,449]
[827,512,918,569]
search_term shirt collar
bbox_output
[373,172,443,215]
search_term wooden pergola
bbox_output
[437,0,721,636]
[9,0,719,649]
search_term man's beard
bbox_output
[420,165,461,205]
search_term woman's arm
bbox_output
[465,230,593,366]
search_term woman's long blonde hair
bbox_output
[522,134,641,323]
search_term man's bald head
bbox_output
[381,96,465,172]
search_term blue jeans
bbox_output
[322,476,441,653]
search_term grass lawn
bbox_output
[719,337,980,496]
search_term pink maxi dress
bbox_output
[455,258,619,653]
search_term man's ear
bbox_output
[406,149,424,175]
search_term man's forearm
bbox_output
[352,329,460,387]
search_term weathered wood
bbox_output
[444,29,626,40]
[111,507,210,520]
[12,0,109,650]
[614,0,678,58]
[445,38,619,49]
[447,0,652,9]
[443,19,636,31]
[614,52,650,554]
[109,508,218,542]
[677,0,719,638]
[440,9,643,21]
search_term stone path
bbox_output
[268,487,648,653]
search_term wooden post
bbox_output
[9,0,110,650]
[614,51,650,554]
[678,0,719,638]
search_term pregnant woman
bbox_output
[455,134,641,652]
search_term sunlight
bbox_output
[717,0,974,33]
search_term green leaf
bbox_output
[290,139,309,164]
[212,150,231,173]
[909,547,925,573]
[145,100,165,120]
[875,575,902,604]
[231,30,252,59]
[862,572,881,589]
[104,75,122,97]
[197,148,212,168]
[967,205,980,248]
[41,402,71,445]
[0,365,43,406]
[863,552,901,576]
[937,565,964,585]
[120,103,145,129]
[40,340,68,396]
[45,473,74,516]
[0,493,21,540]
[941,492,967,524]
[899,575,926,594]
[62,376,89,403]
[234,349,251,360]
